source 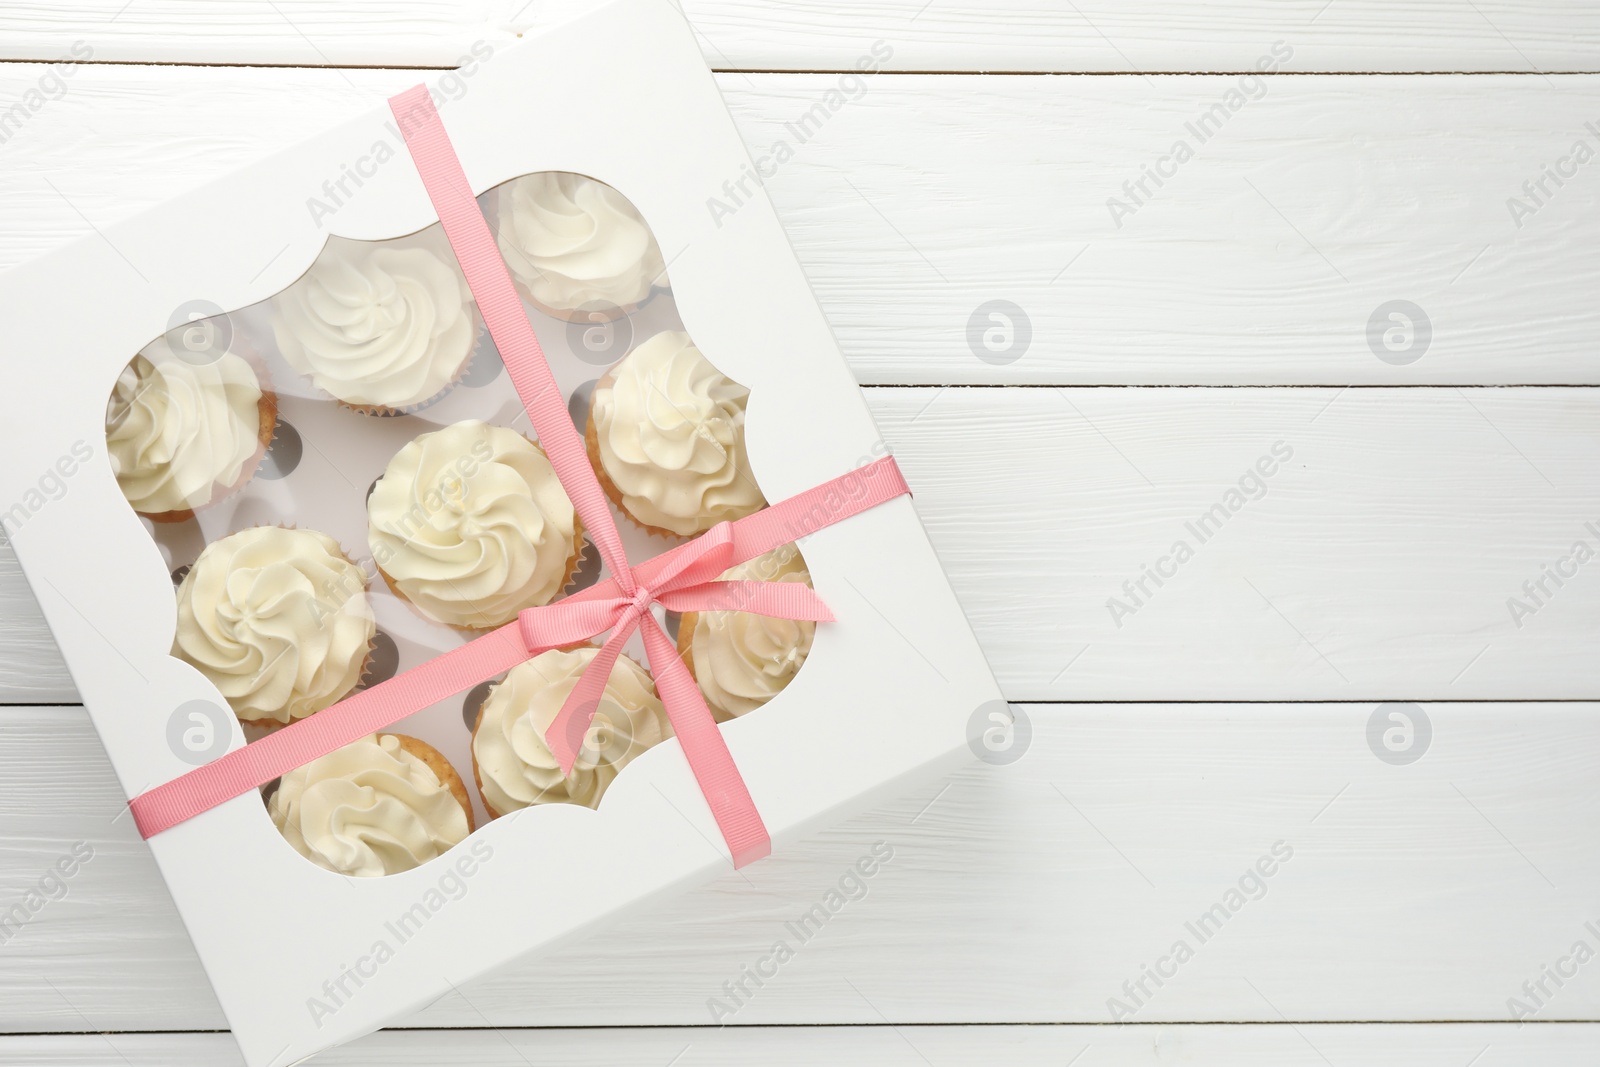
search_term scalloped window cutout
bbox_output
[102,172,814,878]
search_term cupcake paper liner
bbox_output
[336,310,489,418]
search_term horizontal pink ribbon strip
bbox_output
[127,86,911,870]
[127,455,907,853]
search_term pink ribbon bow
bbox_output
[513,521,835,866]
[127,85,911,870]
[517,520,833,776]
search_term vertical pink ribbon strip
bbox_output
[127,85,913,871]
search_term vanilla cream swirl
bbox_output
[690,545,816,719]
[105,340,264,515]
[493,171,665,312]
[271,236,475,409]
[368,421,578,628]
[173,526,375,725]
[473,648,670,813]
[269,734,471,877]
[592,331,766,536]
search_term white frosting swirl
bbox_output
[174,526,375,725]
[494,172,665,313]
[105,340,264,515]
[592,331,765,536]
[690,545,816,719]
[473,648,669,813]
[271,235,475,409]
[269,734,471,877]
[369,421,578,628]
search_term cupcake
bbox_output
[268,733,474,878]
[270,232,477,414]
[492,171,665,322]
[585,331,766,537]
[678,544,816,721]
[173,526,375,728]
[471,647,670,816]
[368,420,582,630]
[105,337,275,522]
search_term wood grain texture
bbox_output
[1,703,1595,1031]
[4,1025,1599,1066]
[876,386,1600,701]
[8,388,1600,704]
[743,74,1600,385]
[1,0,1600,72]
[0,65,1596,384]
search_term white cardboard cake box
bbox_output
[0,2,1003,1063]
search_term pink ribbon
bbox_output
[127,86,911,870]
[518,519,834,776]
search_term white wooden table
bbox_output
[3,2,1599,1063]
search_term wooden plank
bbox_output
[1,703,1595,1031]
[876,386,1600,701]
[8,387,1600,704]
[739,73,1600,385]
[4,1024,1599,1066]
[0,66,1596,384]
[1,0,1600,72]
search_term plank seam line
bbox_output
[857,383,1600,390]
[3,1020,1598,1038]
[0,57,1594,77]
[1010,699,1600,705]
[0,58,460,70]
[719,69,1600,76]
